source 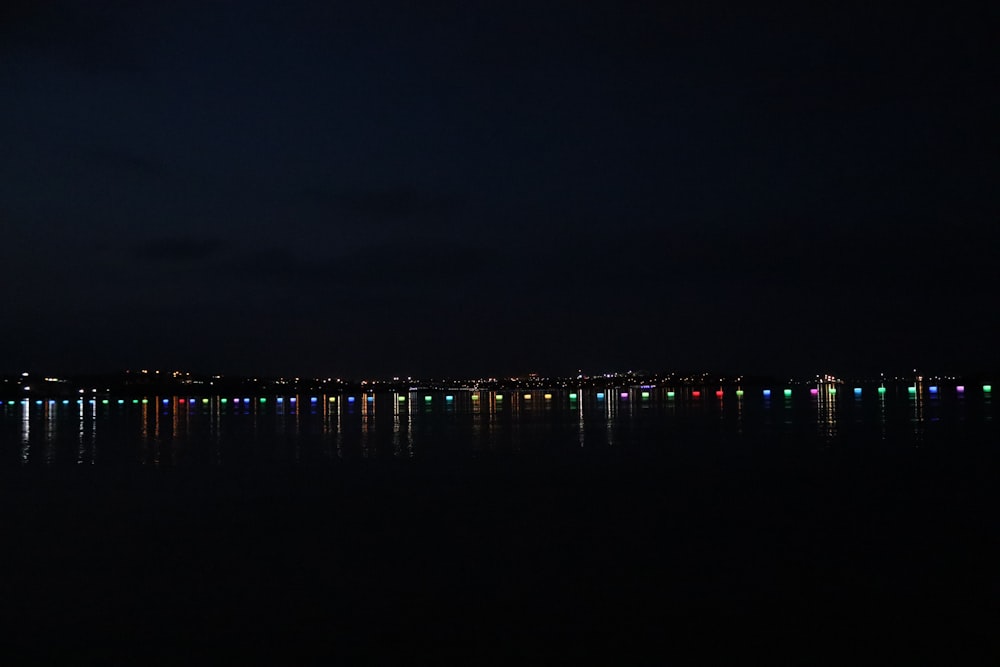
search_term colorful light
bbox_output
[260,397,267,403]
[543,393,552,400]
[290,397,296,402]
[220,398,228,404]
[929,386,938,394]
[117,399,124,404]
[524,394,532,400]
[854,388,862,396]
[907,386,917,395]
[102,399,109,405]
[367,396,374,402]
[692,390,701,398]
[569,393,578,400]
[957,386,965,393]
[985,385,993,393]
[471,394,479,401]
[620,392,629,399]
[311,397,319,403]
[809,388,819,396]
[496,394,504,400]
[348,396,356,403]
[596,392,605,399]
[828,387,836,395]
[735,389,744,397]
[642,391,651,399]
[243,398,251,403]
[424,396,432,402]
[666,391,675,399]
[329,397,336,403]
[762,390,771,398]
[398,396,406,402]
[877,387,886,395]
[715,390,723,398]
[142,399,148,404]
[446,395,454,402]
[784,389,793,398]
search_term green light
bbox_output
[666,391,675,398]
[142,399,148,404]
[735,389,744,397]
[496,394,503,401]
[202,398,209,404]
[260,397,267,403]
[641,391,650,399]
[221,398,228,403]
[102,399,109,405]
[829,387,837,395]
[878,387,886,395]
[908,386,917,394]
[132,399,139,404]
[569,393,578,400]
[783,389,792,398]
[424,396,432,402]
[985,385,993,393]
[471,394,479,401]
[398,396,406,402]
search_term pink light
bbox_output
[957,385,965,393]
[692,390,701,398]
[620,392,629,399]
[809,388,819,396]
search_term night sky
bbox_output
[2,2,997,378]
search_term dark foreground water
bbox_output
[1,389,998,664]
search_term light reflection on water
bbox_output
[1,388,997,466]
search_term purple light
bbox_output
[809,388,819,396]
[957,385,965,393]
[620,392,629,399]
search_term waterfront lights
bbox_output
[620,392,629,399]
[311,397,319,403]
[102,399,109,405]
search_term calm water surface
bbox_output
[3,387,995,466]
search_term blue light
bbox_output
[243,398,251,403]
[348,396,356,403]
[35,400,43,405]
[367,396,374,402]
[290,397,296,403]
[929,386,938,394]
[277,397,283,403]
[163,399,170,405]
[310,397,318,403]
[762,389,771,397]
[63,400,70,405]
[446,395,454,402]
[596,392,605,399]
[854,388,862,396]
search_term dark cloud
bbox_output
[135,237,225,262]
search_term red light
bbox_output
[692,390,701,398]
[715,390,724,398]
